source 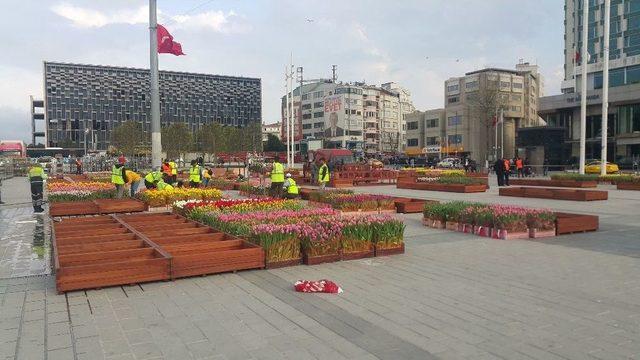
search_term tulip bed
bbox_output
[47,181,116,203]
[85,171,112,182]
[308,190,396,213]
[138,188,223,207]
[423,201,557,239]
[173,198,304,215]
[238,184,269,197]
[180,198,405,267]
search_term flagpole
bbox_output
[601,0,610,176]
[579,0,589,174]
[500,108,504,159]
[149,0,161,169]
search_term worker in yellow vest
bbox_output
[282,173,299,199]
[156,179,174,191]
[111,158,127,199]
[169,159,178,184]
[125,169,142,197]
[318,158,330,190]
[269,156,285,198]
[144,168,163,190]
[28,163,47,213]
[189,160,202,188]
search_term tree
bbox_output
[263,134,286,152]
[162,123,193,159]
[466,84,508,162]
[111,121,146,156]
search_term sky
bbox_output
[0,0,564,143]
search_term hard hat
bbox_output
[286,173,292,177]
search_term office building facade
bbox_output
[404,109,447,157]
[538,0,640,163]
[38,62,261,150]
[443,63,542,162]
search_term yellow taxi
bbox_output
[585,160,619,174]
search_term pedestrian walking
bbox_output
[543,158,549,177]
[310,161,318,184]
[111,158,127,199]
[75,158,82,175]
[125,169,142,197]
[318,158,330,190]
[282,173,299,199]
[202,167,212,187]
[269,156,285,198]
[503,158,511,186]
[493,158,504,187]
[0,177,3,205]
[28,163,47,213]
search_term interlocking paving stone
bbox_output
[1,177,640,359]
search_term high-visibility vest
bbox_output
[318,164,330,182]
[271,162,284,182]
[515,159,523,169]
[504,160,511,171]
[28,166,45,180]
[157,181,173,191]
[169,161,177,175]
[189,165,201,183]
[111,165,125,185]
[144,171,162,183]
[287,179,299,195]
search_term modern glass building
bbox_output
[538,0,640,166]
[38,62,261,150]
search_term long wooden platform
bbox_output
[52,212,265,293]
[50,199,147,217]
[499,187,608,201]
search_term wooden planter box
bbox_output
[397,182,487,193]
[394,198,431,213]
[510,179,598,188]
[492,228,530,240]
[341,248,374,261]
[617,182,640,190]
[49,199,147,217]
[330,179,354,188]
[302,239,341,265]
[299,188,317,200]
[529,228,556,238]
[374,242,405,256]
[499,187,608,201]
[554,212,599,235]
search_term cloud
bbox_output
[51,2,147,28]
[50,2,250,33]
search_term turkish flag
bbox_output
[157,24,185,56]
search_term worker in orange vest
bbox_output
[515,157,524,178]
[503,158,511,186]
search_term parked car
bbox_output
[585,160,619,174]
[437,158,461,168]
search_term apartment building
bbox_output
[404,109,447,157]
[262,122,281,142]
[443,63,542,162]
[281,80,413,154]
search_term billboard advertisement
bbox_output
[323,95,345,138]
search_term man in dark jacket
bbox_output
[493,158,504,187]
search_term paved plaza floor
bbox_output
[1,176,639,359]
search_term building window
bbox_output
[447,84,459,92]
[313,91,324,99]
[314,122,324,128]
[511,94,522,101]
[500,81,510,88]
[465,81,478,89]
[313,111,324,118]
[512,83,523,89]
[511,106,521,112]
[407,138,419,147]
[447,115,462,126]
[448,134,462,144]
[407,121,419,130]
[301,104,312,110]
[301,94,309,100]
[447,96,459,104]
[302,124,312,129]
[302,113,312,120]
[426,136,438,145]
[314,101,323,108]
